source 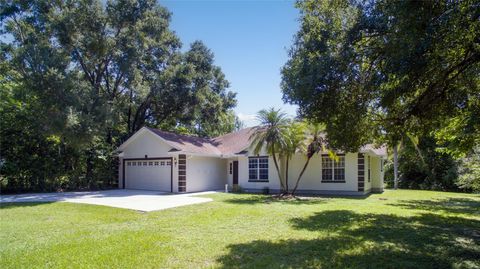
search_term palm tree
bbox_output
[393,143,399,190]
[291,123,328,195]
[391,133,424,190]
[250,108,290,193]
[281,121,307,193]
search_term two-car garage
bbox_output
[124,158,172,192]
[118,127,229,193]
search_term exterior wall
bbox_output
[226,159,235,188]
[235,151,385,195]
[286,153,359,193]
[371,156,384,192]
[237,155,282,192]
[364,155,372,193]
[235,145,280,192]
[186,156,227,192]
[121,131,173,158]
[172,154,179,193]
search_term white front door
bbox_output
[125,159,172,191]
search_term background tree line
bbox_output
[1,0,479,194]
[281,0,480,192]
[0,0,240,193]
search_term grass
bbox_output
[1,190,479,269]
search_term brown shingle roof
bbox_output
[146,127,254,156]
[145,127,386,157]
[146,128,222,155]
[212,127,255,155]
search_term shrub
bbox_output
[262,187,270,194]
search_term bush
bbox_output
[456,147,480,193]
[262,187,270,195]
[0,128,118,194]
[384,136,460,191]
[232,185,243,193]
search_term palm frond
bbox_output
[250,107,290,156]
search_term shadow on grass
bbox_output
[0,202,55,209]
[217,210,480,268]
[223,193,329,205]
[389,198,480,215]
[223,192,371,205]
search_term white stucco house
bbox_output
[117,127,386,195]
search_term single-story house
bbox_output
[117,127,386,195]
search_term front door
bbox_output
[233,161,239,185]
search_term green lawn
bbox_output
[1,190,479,269]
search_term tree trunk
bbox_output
[85,148,94,189]
[127,88,133,135]
[393,143,399,190]
[285,158,289,193]
[292,156,312,195]
[271,144,285,193]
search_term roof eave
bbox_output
[360,148,387,157]
[165,151,222,158]
[220,151,249,158]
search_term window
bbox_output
[132,162,136,166]
[334,156,345,181]
[322,155,345,182]
[138,161,142,166]
[368,156,371,182]
[160,161,165,166]
[322,156,333,180]
[127,162,131,166]
[229,163,233,175]
[149,161,153,166]
[249,157,268,181]
[166,161,171,166]
[143,162,147,166]
[154,161,159,166]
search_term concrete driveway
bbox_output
[0,189,215,212]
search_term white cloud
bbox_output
[236,113,258,127]
[237,113,256,121]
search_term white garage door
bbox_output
[125,159,172,191]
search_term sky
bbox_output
[162,0,300,126]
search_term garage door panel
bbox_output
[125,159,171,191]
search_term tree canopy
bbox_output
[0,0,238,192]
[282,0,480,155]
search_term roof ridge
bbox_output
[213,126,256,140]
[144,126,256,156]
[147,126,257,140]
[146,127,213,141]
[143,126,386,156]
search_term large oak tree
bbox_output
[282,0,479,155]
[0,0,238,192]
